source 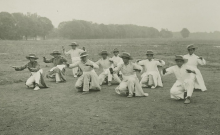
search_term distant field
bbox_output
[0,38,220,135]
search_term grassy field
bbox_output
[0,38,220,135]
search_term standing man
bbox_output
[114,52,148,98]
[12,54,47,90]
[183,44,207,91]
[63,42,84,77]
[67,51,101,94]
[43,51,67,83]
[162,55,198,104]
[138,50,165,89]
[96,50,121,86]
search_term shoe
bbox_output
[82,91,89,95]
[56,81,61,84]
[34,86,40,91]
[141,84,148,88]
[127,94,133,98]
[115,89,120,94]
[151,86,156,89]
[108,82,112,86]
[184,97,191,104]
[74,75,77,78]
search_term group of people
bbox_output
[12,42,207,104]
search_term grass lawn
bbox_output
[0,38,220,135]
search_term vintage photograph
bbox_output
[0,0,220,134]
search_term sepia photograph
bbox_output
[0,0,220,134]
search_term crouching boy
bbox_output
[162,55,197,104]
[12,54,47,90]
[67,51,101,94]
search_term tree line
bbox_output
[0,12,53,40]
[0,12,193,40]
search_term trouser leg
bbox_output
[55,73,61,82]
[170,82,185,100]
[72,67,78,75]
[75,76,84,91]
[113,74,121,83]
[26,76,35,87]
[148,75,154,86]
[98,72,107,85]
[127,78,135,95]
[83,73,91,92]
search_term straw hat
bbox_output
[80,51,88,58]
[26,54,38,60]
[187,44,198,50]
[113,48,119,53]
[146,50,154,55]
[119,52,133,60]
[174,55,188,63]
[99,50,109,55]
[50,51,61,56]
[69,42,79,46]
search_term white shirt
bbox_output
[64,48,84,59]
[69,60,99,72]
[138,59,165,72]
[110,55,123,67]
[163,65,195,83]
[114,62,142,76]
[183,54,206,68]
[96,57,113,70]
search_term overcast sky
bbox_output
[0,0,219,32]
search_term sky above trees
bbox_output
[0,0,220,32]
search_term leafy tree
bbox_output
[160,29,173,38]
[180,28,190,38]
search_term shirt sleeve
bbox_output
[156,60,165,67]
[138,60,144,66]
[64,50,71,55]
[95,60,100,66]
[162,66,174,76]
[197,58,206,65]
[61,57,67,63]
[113,63,123,72]
[90,61,99,69]
[69,61,80,68]
[16,64,28,71]
[44,58,53,63]
[133,63,143,71]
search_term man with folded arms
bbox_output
[183,44,207,91]
[114,52,148,98]
[67,51,101,94]
[138,50,165,89]
[162,55,198,104]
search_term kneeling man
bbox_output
[138,50,165,88]
[162,55,197,104]
[67,51,101,94]
[12,54,47,90]
[114,52,148,98]
[43,51,67,83]
[96,50,121,86]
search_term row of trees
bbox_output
[0,12,53,40]
[0,12,191,40]
[53,20,174,39]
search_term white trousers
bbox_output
[26,69,43,87]
[116,75,136,95]
[72,58,80,75]
[98,68,121,85]
[170,79,195,99]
